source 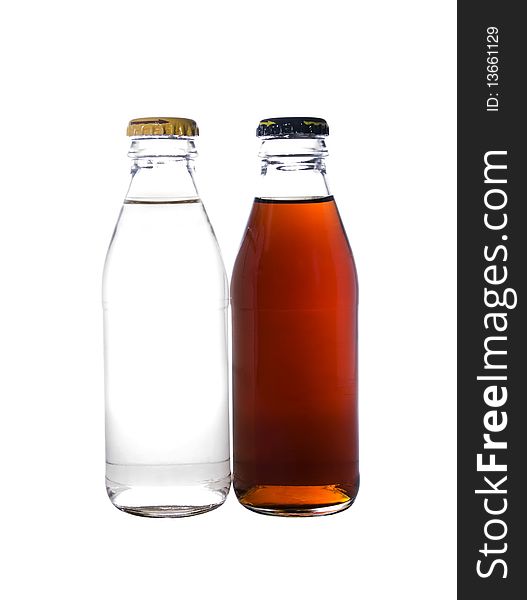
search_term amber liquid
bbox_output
[231,196,359,516]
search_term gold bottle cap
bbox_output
[127,117,199,137]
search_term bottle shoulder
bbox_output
[231,198,357,308]
[106,201,223,257]
[103,200,227,301]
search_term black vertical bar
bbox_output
[458,1,526,598]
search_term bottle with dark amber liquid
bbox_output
[232,117,359,516]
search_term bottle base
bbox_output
[107,495,226,518]
[235,484,358,517]
[106,461,230,518]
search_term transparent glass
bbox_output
[103,137,230,517]
[232,137,359,516]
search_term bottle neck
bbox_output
[125,137,199,202]
[256,137,330,200]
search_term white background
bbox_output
[0,1,456,598]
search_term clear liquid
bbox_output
[103,199,230,517]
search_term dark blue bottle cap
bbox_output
[256,117,329,138]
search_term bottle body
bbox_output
[232,129,359,516]
[103,132,230,517]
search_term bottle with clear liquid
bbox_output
[232,118,359,516]
[103,118,230,517]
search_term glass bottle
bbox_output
[103,118,230,517]
[231,117,359,516]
